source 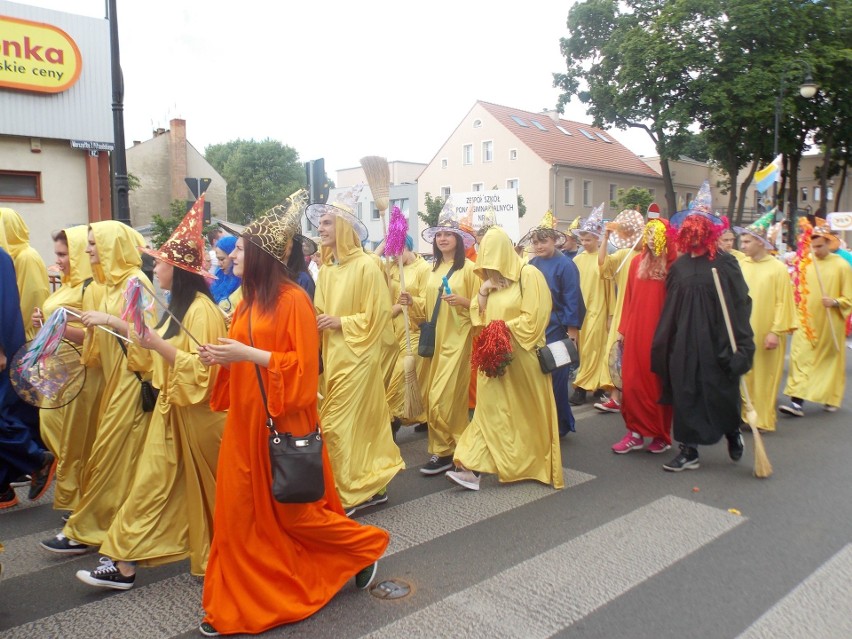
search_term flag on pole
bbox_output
[754,154,783,194]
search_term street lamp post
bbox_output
[772,63,817,250]
[108,0,131,226]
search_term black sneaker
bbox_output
[726,432,744,462]
[61,512,72,523]
[9,474,31,488]
[355,561,378,590]
[28,451,57,501]
[420,454,454,476]
[662,445,700,472]
[75,557,135,590]
[0,486,18,510]
[40,533,92,555]
[568,388,587,406]
[345,490,389,516]
[779,402,804,417]
[199,622,220,637]
[391,418,402,442]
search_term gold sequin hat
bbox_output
[141,194,214,279]
[811,217,840,251]
[219,190,317,264]
[305,183,369,243]
[608,209,645,250]
[518,209,567,248]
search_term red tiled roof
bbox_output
[478,101,660,179]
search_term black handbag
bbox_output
[249,309,325,504]
[537,337,580,375]
[418,266,457,358]
[116,337,159,412]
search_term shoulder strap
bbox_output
[430,265,457,323]
[115,335,145,383]
[248,308,275,433]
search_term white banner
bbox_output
[451,189,520,242]
[828,212,852,231]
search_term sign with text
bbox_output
[0,14,82,93]
[451,189,520,242]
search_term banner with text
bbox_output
[452,189,520,242]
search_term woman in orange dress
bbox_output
[199,207,388,637]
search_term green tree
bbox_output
[417,192,445,228]
[611,186,653,213]
[205,139,304,224]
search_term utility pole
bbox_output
[108,0,131,226]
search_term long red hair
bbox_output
[675,215,720,259]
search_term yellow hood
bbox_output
[474,226,522,282]
[89,220,145,286]
[321,215,364,266]
[0,208,31,258]
[63,225,94,287]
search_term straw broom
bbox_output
[711,268,773,478]
[360,156,390,237]
[385,206,424,419]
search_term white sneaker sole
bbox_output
[75,570,134,590]
[446,471,480,491]
[39,541,91,555]
[779,405,804,417]
[663,461,700,472]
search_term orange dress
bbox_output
[201,284,389,635]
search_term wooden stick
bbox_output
[614,234,643,275]
[135,279,204,349]
[63,307,132,343]
[398,254,413,356]
[809,254,841,352]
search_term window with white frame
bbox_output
[472,183,484,191]
[482,140,493,163]
[564,178,574,205]
[441,158,448,169]
[441,186,451,199]
[463,145,473,165]
[609,183,618,206]
[507,178,519,191]
[356,202,363,219]
[372,204,380,220]
[509,149,518,161]
[389,198,409,213]
[583,180,593,207]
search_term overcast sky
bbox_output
[21,0,658,174]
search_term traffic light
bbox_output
[305,159,330,204]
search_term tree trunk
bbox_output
[736,159,759,224]
[835,161,848,213]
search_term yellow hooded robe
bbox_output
[457,227,563,488]
[0,208,50,340]
[573,248,614,392]
[314,217,404,508]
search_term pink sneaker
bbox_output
[594,398,621,413]
[646,438,671,454]
[611,433,644,454]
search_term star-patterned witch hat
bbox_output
[305,183,369,243]
[573,202,605,238]
[670,180,725,229]
[734,210,776,250]
[421,196,476,248]
[142,193,214,279]
[477,205,498,236]
[518,209,567,248]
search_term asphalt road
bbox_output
[1,348,850,639]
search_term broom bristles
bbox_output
[402,354,424,420]
[749,418,773,478]
[360,156,390,212]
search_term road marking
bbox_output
[737,544,852,639]
[359,495,745,639]
[0,528,77,580]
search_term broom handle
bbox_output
[63,307,132,343]
[398,255,413,355]
[614,235,643,275]
[712,268,756,409]
[809,255,841,352]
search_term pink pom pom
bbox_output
[385,206,409,257]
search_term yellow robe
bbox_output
[371,254,399,395]
[100,293,226,575]
[411,258,478,458]
[64,221,156,546]
[599,248,639,389]
[730,248,747,262]
[740,255,797,431]
[39,226,107,511]
[315,218,404,508]
[385,254,431,423]
[784,253,852,407]
[457,228,563,488]
[0,208,50,340]
[573,250,614,392]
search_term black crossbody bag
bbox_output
[418,266,457,358]
[116,337,159,412]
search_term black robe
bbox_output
[651,251,754,446]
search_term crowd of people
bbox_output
[0,177,850,635]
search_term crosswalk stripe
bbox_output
[0,484,56,515]
[0,573,203,639]
[358,495,745,639]
[736,544,852,639]
[358,468,595,557]
[0,528,74,580]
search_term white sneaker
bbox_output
[824,405,838,413]
[779,403,804,417]
[446,469,480,491]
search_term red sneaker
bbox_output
[594,398,621,413]
[612,433,644,454]
[646,438,672,454]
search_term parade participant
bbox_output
[197,206,388,637]
[75,199,227,590]
[569,206,614,406]
[733,213,797,431]
[718,225,746,262]
[207,229,224,270]
[0,208,50,341]
[285,234,317,301]
[0,247,56,509]
[781,219,852,415]
[308,188,404,514]
[33,227,105,514]
[447,227,563,491]
[407,200,478,476]
[652,206,754,472]
[611,218,676,454]
[523,210,585,436]
[596,209,645,413]
[209,235,241,304]
[40,221,156,553]
[561,216,582,259]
